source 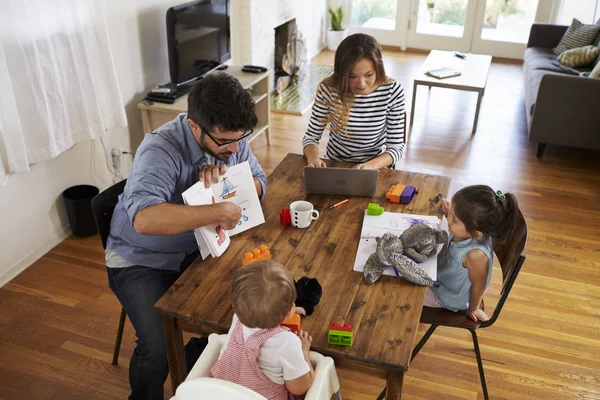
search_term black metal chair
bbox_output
[378,209,528,400]
[91,179,128,366]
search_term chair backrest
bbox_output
[483,208,528,327]
[91,179,127,250]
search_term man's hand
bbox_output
[199,164,228,188]
[306,157,326,168]
[215,202,242,230]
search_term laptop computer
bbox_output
[304,167,379,197]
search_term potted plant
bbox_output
[327,6,348,51]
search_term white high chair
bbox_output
[172,333,342,400]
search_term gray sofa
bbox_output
[524,23,600,157]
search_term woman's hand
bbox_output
[353,161,378,170]
[468,308,489,322]
[306,157,326,167]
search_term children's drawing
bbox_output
[215,225,226,246]
[220,176,237,200]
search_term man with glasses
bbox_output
[105,73,267,400]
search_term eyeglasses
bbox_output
[198,122,254,148]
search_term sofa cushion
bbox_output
[524,69,567,127]
[524,47,564,73]
[557,45,600,67]
[591,61,600,78]
[553,18,600,55]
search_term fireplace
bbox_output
[274,18,296,85]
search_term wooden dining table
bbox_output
[155,153,451,399]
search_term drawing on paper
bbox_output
[220,177,237,199]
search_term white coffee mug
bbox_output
[290,200,320,228]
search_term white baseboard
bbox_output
[0,226,71,288]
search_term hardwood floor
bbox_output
[1,50,600,400]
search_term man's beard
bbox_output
[200,134,233,162]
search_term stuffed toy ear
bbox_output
[295,277,323,316]
[436,230,448,244]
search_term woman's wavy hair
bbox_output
[318,33,389,134]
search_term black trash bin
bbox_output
[62,185,100,237]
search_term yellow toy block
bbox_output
[386,184,406,203]
[242,245,271,266]
[281,313,301,333]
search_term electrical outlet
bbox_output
[111,148,122,170]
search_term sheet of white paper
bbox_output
[211,161,265,236]
[352,211,446,281]
[182,181,230,258]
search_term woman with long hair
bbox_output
[303,33,405,169]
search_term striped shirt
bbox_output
[302,80,405,165]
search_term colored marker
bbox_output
[328,199,349,209]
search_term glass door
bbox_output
[470,0,545,59]
[347,0,409,48]
[407,0,480,52]
[407,0,550,58]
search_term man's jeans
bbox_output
[107,252,198,400]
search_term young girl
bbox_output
[425,185,520,322]
[303,33,405,170]
[211,260,314,399]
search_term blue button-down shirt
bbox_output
[106,113,267,271]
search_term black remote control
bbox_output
[242,65,267,73]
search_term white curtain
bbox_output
[0,0,126,177]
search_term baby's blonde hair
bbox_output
[231,260,296,329]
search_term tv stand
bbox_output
[138,66,271,144]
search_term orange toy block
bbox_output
[242,245,271,266]
[386,184,406,203]
[281,313,301,333]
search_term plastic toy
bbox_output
[242,245,271,266]
[551,60,589,77]
[387,184,417,204]
[280,208,291,225]
[367,203,384,216]
[386,184,406,203]
[328,323,353,346]
[400,186,417,204]
[281,313,301,333]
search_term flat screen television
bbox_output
[166,0,230,85]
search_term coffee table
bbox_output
[409,50,492,134]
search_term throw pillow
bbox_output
[591,61,600,79]
[554,18,600,55]
[557,45,600,67]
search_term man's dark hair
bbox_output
[187,73,257,133]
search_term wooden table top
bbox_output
[155,153,451,370]
[414,50,492,91]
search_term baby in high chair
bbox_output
[211,260,314,399]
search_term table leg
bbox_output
[472,90,483,134]
[162,314,187,392]
[409,82,418,128]
[385,369,405,400]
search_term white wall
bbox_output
[0,0,178,286]
[0,0,328,286]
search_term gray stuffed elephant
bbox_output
[400,223,448,263]
[363,232,435,286]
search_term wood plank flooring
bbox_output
[1,50,600,400]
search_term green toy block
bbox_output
[328,323,353,346]
[367,203,384,216]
